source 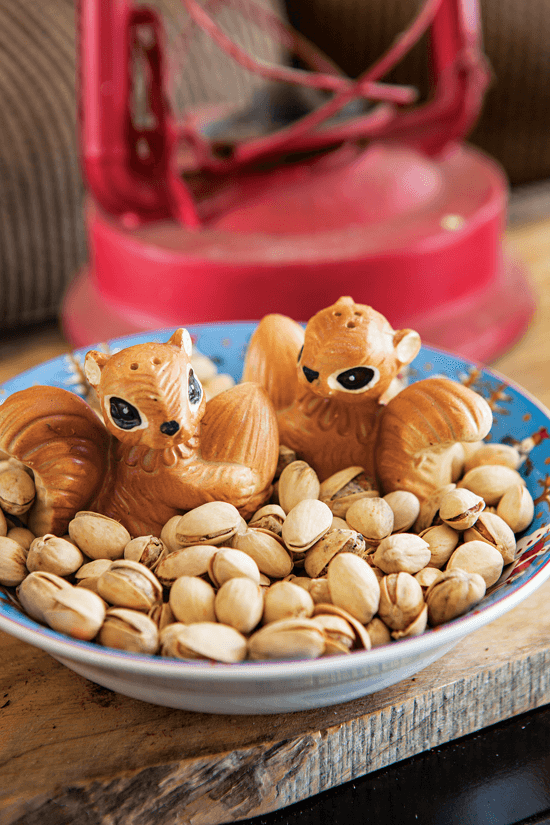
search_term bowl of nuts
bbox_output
[0,319,550,715]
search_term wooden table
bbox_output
[1,218,550,825]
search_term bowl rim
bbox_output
[1,322,550,682]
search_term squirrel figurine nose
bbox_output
[160,420,180,436]
[302,366,320,383]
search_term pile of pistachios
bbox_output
[0,437,535,663]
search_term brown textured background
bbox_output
[0,0,549,331]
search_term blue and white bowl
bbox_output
[1,323,549,714]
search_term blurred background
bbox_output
[0,0,548,344]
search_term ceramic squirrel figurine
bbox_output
[242,296,493,501]
[0,329,278,537]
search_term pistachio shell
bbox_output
[392,604,428,639]
[446,540,504,587]
[378,572,424,631]
[263,581,315,624]
[214,577,264,634]
[44,586,106,640]
[312,603,371,650]
[319,467,378,517]
[464,512,517,565]
[17,571,73,622]
[364,616,392,647]
[248,504,286,537]
[97,559,163,611]
[426,569,486,625]
[0,536,28,586]
[464,442,522,473]
[373,534,430,575]
[327,552,380,624]
[0,467,35,515]
[439,488,485,530]
[233,529,293,578]
[345,497,394,543]
[169,576,216,624]
[282,499,333,552]
[414,484,456,533]
[174,502,242,546]
[311,613,355,654]
[383,491,421,534]
[208,547,261,588]
[160,622,247,663]
[496,485,535,534]
[74,559,113,594]
[124,535,167,569]
[26,534,84,577]
[304,528,366,578]
[247,618,325,661]
[415,567,443,592]
[275,445,297,479]
[418,524,460,568]
[99,608,159,654]
[154,545,218,587]
[68,511,131,560]
[6,527,34,551]
[278,461,320,513]
[458,465,525,505]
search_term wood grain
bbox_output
[1,219,550,824]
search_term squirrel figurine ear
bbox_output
[168,328,193,357]
[393,329,421,366]
[84,351,110,388]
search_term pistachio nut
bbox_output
[331,516,349,530]
[464,442,522,473]
[0,467,35,516]
[458,465,525,505]
[311,613,355,654]
[208,547,261,587]
[415,567,443,593]
[6,526,35,551]
[278,461,321,513]
[414,484,456,533]
[392,604,428,639]
[464,511,517,565]
[169,575,216,624]
[0,536,28,586]
[319,466,378,518]
[99,607,159,654]
[446,539,504,587]
[308,577,332,604]
[155,545,218,587]
[327,552,380,624]
[275,445,297,479]
[373,533,431,575]
[439,488,485,530]
[173,501,242,547]
[44,586,106,640]
[248,504,286,537]
[496,485,535,534]
[304,528,367,579]
[26,534,84,577]
[232,528,293,578]
[263,580,315,625]
[160,621,248,663]
[68,511,131,560]
[248,618,325,661]
[378,572,425,631]
[312,603,371,651]
[148,601,176,631]
[426,569,486,625]
[418,523,460,568]
[383,491,421,534]
[214,577,264,634]
[345,497,394,544]
[74,559,113,594]
[97,559,163,611]
[160,515,183,553]
[17,571,73,622]
[281,499,334,558]
[364,616,392,647]
[124,535,167,570]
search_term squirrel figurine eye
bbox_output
[336,366,376,391]
[109,397,142,429]
[188,368,202,406]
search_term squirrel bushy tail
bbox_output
[376,377,493,502]
[0,386,109,536]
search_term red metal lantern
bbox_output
[63,0,533,360]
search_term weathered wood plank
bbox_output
[1,577,549,825]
